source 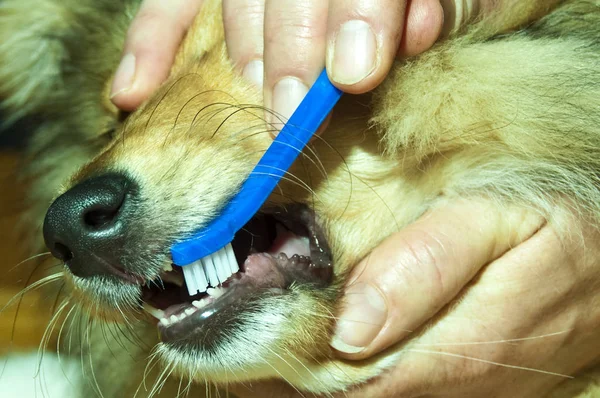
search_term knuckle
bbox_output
[266,2,327,43]
[394,230,448,303]
[224,0,264,27]
[267,17,324,43]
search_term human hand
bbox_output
[230,199,600,397]
[110,0,483,115]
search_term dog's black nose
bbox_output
[43,173,136,279]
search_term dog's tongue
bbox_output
[240,253,287,288]
[229,230,312,288]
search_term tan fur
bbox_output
[2,0,600,396]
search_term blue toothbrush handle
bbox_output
[171,69,343,266]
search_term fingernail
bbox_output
[271,77,309,130]
[330,20,377,85]
[110,53,136,98]
[242,60,264,89]
[330,283,387,354]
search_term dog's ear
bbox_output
[169,0,229,78]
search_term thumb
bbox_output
[330,199,545,360]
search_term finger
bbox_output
[110,0,203,111]
[325,0,407,93]
[330,199,545,359]
[223,0,265,89]
[398,0,444,57]
[263,0,329,127]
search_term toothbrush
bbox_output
[171,69,343,296]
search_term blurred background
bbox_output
[0,120,61,358]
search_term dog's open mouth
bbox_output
[139,204,333,342]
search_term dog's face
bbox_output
[27,0,600,393]
[39,17,410,391]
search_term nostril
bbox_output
[83,205,122,229]
[52,242,74,262]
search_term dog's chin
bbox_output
[66,273,142,321]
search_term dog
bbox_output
[2,0,600,396]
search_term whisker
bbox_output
[414,330,573,348]
[257,355,306,398]
[407,348,573,378]
[145,74,217,132]
[209,106,264,140]
[86,319,106,398]
[35,299,71,376]
[1,272,64,314]
[247,170,319,200]
[165,100,236,147]
[8,251,52,272]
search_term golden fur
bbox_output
[2,0,600,396]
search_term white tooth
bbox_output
[162,263,174,272]
[142,303,165,319]
[170,315,178,323]
[207,287,225,298]
[192,298,209,309]
[184,308,195,316]
[178,313,187,321]
[160,318,169,326]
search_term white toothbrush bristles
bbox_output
[182,243,238,296]
[203,255,219,287]
[182,259,208,296]
[216,248,231,282]
[226,245,239,275]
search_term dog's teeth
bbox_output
[160,270,184,287]
[206,287,225,298]
[169,315,178,323]
[162,263,174,273]
[142,303,165,319]
[159,318,169,326]
[184,308,195,316]
[192,298,209,309]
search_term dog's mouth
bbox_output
[139,204,333,343]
